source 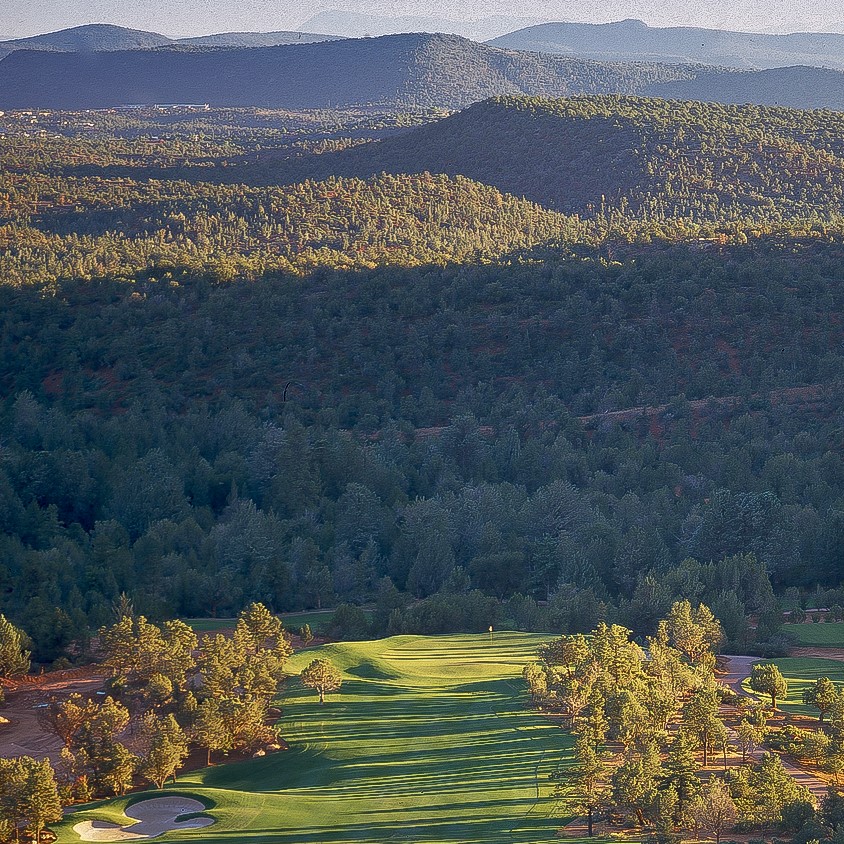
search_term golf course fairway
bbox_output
[57,633,573,843]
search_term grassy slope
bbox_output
[783,622,844,648]
[56,633,576,844]
[742,657,844,715]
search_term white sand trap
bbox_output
[73,797,214,841]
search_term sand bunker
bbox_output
[73,797,214,841]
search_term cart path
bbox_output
[720,655,829,800]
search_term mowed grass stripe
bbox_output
[741,657,844,715]
[56,633,582,844]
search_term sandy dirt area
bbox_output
[73,797,214,841]
[0,667,107,761]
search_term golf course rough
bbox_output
[58,633,582,844]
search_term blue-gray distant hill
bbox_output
[0,33,699,110]
[301,10,542,40]
[651,66,844,110]
[175,31,342,48]
[2,31,843,112]
[0,23,340,60]
[0,24,172,59]
[490,19,844,71]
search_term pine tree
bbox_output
[556,734,608,836]
[0,615,30,678]
[138,714,188,789]
[20,757,62,842]
[659,732,701,816]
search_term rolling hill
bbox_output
[54,634,562,844]
[0,23,340,61]
[0,23,171,59]
[176,31,342,48]
[301,10,544,40]
[0,33,700,110]
[490,19,844,71]
[263,95,844,219]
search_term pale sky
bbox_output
[1,0,843,40]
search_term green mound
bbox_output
[57,633,574,844]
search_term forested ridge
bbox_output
[0,34,700,111]
[264,96,844,223]
[8,97,844,288]
[1,97,844,663]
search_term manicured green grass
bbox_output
[742,657,844,715]
[783,622,844,648]
[57,633,581,844]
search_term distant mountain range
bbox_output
[489,19,844,71]
[2,28,844,112]
[0,23,340,60]
[299,11,544,40]
[653,65,844,109]
[0,33,699,111]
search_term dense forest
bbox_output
[1,98,844,663]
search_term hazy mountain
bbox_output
[176,31,342,48]
[0,33,698,111]
[490,19,844,71]
[263,95,844,218]
[300,10,544,40]
[0,24,171,59]
[0,23,340,60]
[651,65,844,109]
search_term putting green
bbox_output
[57,633,578,843]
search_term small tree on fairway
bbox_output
[749,664,788,709]
[803,677,838,723]
[301,658,342,704]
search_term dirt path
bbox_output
[0,667,107,761]
[720,655,758,697]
